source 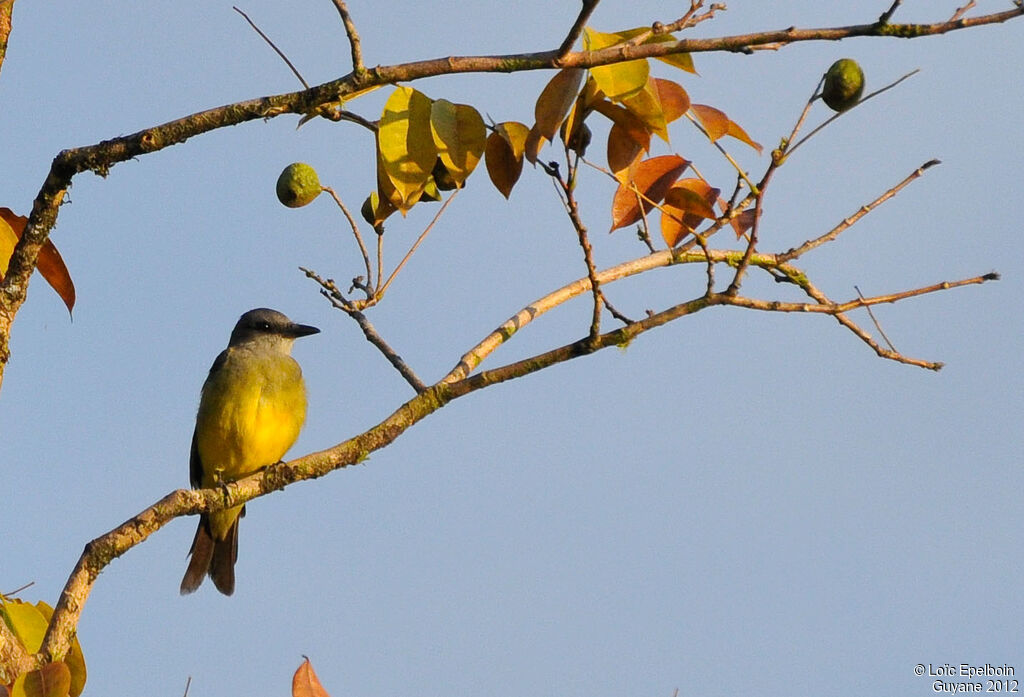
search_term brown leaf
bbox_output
[292,658,331,697]
[22,662,71,697]
[660,179,720,247]
[610,155,689,232]
[534,68,585,143]
[523,123,546,165]
[690,104,729,142]
[485,122,529,199]
[0,208,76,315]
[654,78,690,124]
[730,207,760,239]
[606,122,648,181]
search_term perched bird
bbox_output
[180,308,319,595]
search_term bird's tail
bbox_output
[180,514,238,596]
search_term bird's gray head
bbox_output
[228,308,320,350]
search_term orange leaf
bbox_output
[726,119,762,154]
[292,658,331,697]
[690,104,729,142]
[610,155,689,232]
[660,179,720,247]
[534,68,585,143]
[0,208,75,315]
[654,78,690,124]
[485,122,529,199]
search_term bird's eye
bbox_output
[258,321,271,331]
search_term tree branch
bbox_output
[557,0,599,60]
[0,0,14,81]
[778,159,940,262]
[330,0,364,73]
[4,5,1021,385]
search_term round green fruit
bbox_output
[822,58,865,112]
[276,162,321,208]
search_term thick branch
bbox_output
[3,5,1020,383]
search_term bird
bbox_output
[180,308,319,595]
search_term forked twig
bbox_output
[950,1,977,22]
[786,69,921,158]
[558,0,600,59]
[322,186,374,295]
[778,159,940,262]
[302,268,427,392]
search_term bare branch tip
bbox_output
[981,271,1000,281]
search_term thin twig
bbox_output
[233,6,309,89]
[322,186,374,295]
[545,158,604,341]
[950,1,977,22]
[330,0,365,72]
[778,159,940,262]
[377,191,459,299]
[855,285,897,351]
[558,0,600,59]
[878,0,902,24]
[302,268,427,392]
[787,69,920,158]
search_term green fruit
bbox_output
[276,162,321,208]
[822,58,865,112]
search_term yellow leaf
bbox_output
[292,658,331,697]
[1,598,48,652]
[610,155,689,232]
[485,122,529,199]
[0,213,16,277]
[622,78,668,142]
[430,100,486,188]
[378,86,437,211]
[583,27,649,102]
[605,26,698,75]
[534,68,584,143]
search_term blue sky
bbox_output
[2,2,1022,696]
